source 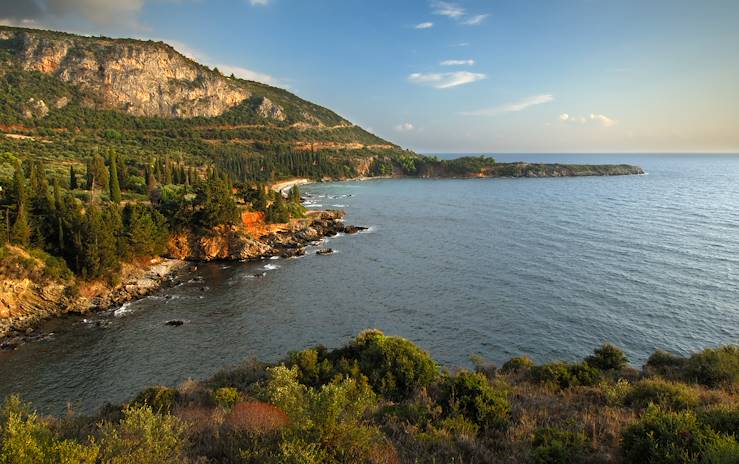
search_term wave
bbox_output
[263,264,280,271]
[113,303,133,317]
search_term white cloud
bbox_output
[440,59,475,66]
[461,94,555,116]
[217,64,281,86]
[1,0,146,27]
[463,14,489,25]
[394,122,415,132]
[559,113,618,127]
[408,71,487,89]
[249,0,270,5]
[415,21,434,29]
[162,39,284,87]
[432,1,465,18]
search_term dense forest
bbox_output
[0,153,305,282]
[0,331,736,463]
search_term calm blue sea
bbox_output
[1,154,737,414]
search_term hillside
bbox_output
[0,25,406,181]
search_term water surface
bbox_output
[1,154,738,414]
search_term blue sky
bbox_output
[2,0,738,153]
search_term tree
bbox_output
[69,165,78,190]
[10,161,30,246]
[193,179,238,228]
[122,204,169,257]
[11,204,30,246]
[109,153,122,204]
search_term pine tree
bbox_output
[12,160,27,208]
[109,153,122,204]
[69,165,78,190]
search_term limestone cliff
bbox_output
[0,28,249,118]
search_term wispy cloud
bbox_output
[430,1,489,26]
[461,94,555,116]
[432,1,465,18]
[440,59,475,66]
[559,113,617,127]
[409,71,486,89]
[249,0,270,5]
[394,122,416,132]
[415,21,434,29]
[164,39,284,87]
[463,14,489,25]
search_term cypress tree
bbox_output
[109,153,122,204]
[69,165,78,190]
[12,204,30,246]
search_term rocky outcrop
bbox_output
[4,29,250,118]
[166,211,361,261]
[0,247,187,345]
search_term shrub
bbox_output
[704,436,739,464]
[442,371,510,431]
[261,365,385,462]
[224,402,289,434]
[132,386,179,413]
[501,356,534,374]
[685,346,739,388]
[621,406,724,464]
[98,404,187,464]
[586,343,628,371]
[530,362,601,389]
[289,347,335,387]
[698,405,739,436]
[212,387,241,409]
[645,350,687,379]
[352,330,439,401]
[0,395,99,464]
[530,426,589,464]
[623,379,700,411]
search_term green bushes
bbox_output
[98,405,188,464]
[212,387,241,409]
[621,406,729,464]
[132,386,179,413]
[530,362,601,389]
[530,426,589,464]
[698,405,739,436]
[501,355,534,374]
[645,350,687,378]
[685,346,739,388]
[0,395,99,464]
[623,379,700,411]
[352,330,439,401]
[586,343,628,371]
[644,346,739,388]
[442,371,510,431]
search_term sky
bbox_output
[1,0,738,153]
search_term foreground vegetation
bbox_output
[2,331,736,463]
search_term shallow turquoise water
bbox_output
[1,154,737,414]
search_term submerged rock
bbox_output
[165,320,184,326]
[317,248,334,255]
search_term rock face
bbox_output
[0,247,187,343]
[5,29,250,118]
[166,211,360,261]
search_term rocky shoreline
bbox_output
[0,210,364,349]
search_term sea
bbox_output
[1,154,737,414]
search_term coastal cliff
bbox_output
[166,210,361,261]
[0,210,364,345]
